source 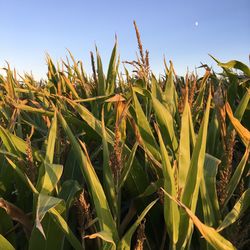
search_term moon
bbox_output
[195,21,199,27]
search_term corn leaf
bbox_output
[84,231,115,249]
[162,189,236,250]
[136,178,164,199]
[223,148,249,209]
[200,154,221,227]
[101,107,117,220]
[178,88,211,248]
[152,95,178,154]
[218,189,250,232]
[178,93,191,189]
[106,41,118,95]
[66,98,148,195]
[231,89,250,121]
[0,126,43,161]
[118,199,158,250]
[226,102,250,148]
[132,86,178,153]
[0,234,15,250]
[58,180,82,212]
[35,194,63,223]
[6,157,37,194]
[49,208,83,250]
[216,59,250,77]
[45,112,57,163]
[151,74,163,102]
[29,214,64,250]
[39,163,63,194]
[58,112,119,243]
[0,126,21,157]
[96,48,106,96]
[119,142,138,190]
[192,71,210,121]
[156,125,179,245]
[131,89,161,161]
[163,65,178,116]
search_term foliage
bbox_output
[0,23,249,249]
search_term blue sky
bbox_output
[0,0,249,78]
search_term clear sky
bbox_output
[0,0,249,78]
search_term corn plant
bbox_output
[0,23,249,250]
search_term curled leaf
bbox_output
[226,102,250,148]
[161,188,236,250]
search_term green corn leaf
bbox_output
[209,55,240,105]
[34,193,64,238]
[151,95,178,155]
[38,163,63,194]
[96,48,106,96]
[36,194,63,223]
[49,208,83,250]
[0,126,43,161]
[4,158,66,250]
[209,55,250,77]
[178,93,191,189]
[45,112,57,163]
[63,147,83,183]
[58,180,82,212]
[188,103,196,148]
[37,112,63,194]
[151,74,163,102]
[131,89,161,161]
[58,112,119,243]
[136,178,164,199]
[6,157,38,194]
[218,189,250,232]
[0,234,15,250]
[101,107,117,220]
[163,65,178,116]
[156,125,179,245]
[200,154,221,227]
[66,98,113,142]
[119,142,138,190]
[118,199,158,250]
[46,55,59,87]
[232,89,250,121]
[106,41,118,95]
[162,189,236,250]
[133,86,178,154]
[29,213,64,250]
[178,88,211,249]
[223,148,249,209]
[66,98,148,196]
[207,109,219,156]
[192,71,210,121]
[0,126,21,157]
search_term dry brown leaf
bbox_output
[0,198,32,237]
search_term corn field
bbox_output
[0,23,250,250]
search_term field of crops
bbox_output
[0,24,250,250]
